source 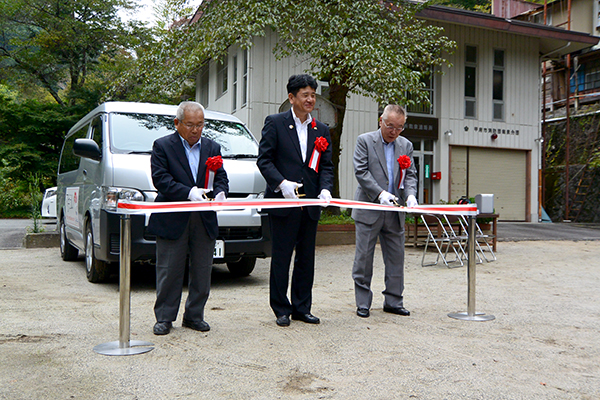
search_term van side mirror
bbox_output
[73,138,101,161]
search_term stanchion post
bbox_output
[448,215,495,322]
[93,213,154,355]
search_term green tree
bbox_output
[116,0,455,197]
[0,0,151,106]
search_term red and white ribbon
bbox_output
[117,197,478,216]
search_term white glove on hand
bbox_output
[215,191,227,201]
[406,194,418,208]
[188,187,210,202]
[318,189,332,202]
[279,180,302,199]
[378,191,398,206]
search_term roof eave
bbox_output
[417,5,599,57]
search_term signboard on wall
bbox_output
[403,116,439,140]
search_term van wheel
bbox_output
[85,221,109,283]
[226,257,256,277]
[60,216,78,261]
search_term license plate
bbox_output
[213,240,224,259]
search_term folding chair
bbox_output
[420,214,464,268]
[441,214,480,264]
[457,215,497,262]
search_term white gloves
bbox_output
[215,191,227,201]
[406,194,418,208]
[378,191,398,206]
[279,179,302,199]
[318,189,332,202]
[188,187,210,202]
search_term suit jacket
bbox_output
[257,110,334,221]
[147,132,229,240]
[352,129,417,225]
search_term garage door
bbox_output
[451,146,528,221]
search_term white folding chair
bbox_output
[420,214,464,268]
[457,215,497,262]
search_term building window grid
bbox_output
[232,55,238,112]
[464,45,477,119]
[217,54,228,99]
[493,49,505,121]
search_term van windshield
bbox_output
[109,112,259,157]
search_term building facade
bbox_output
[194,5,597,221]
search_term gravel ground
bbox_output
[1,241,599,400]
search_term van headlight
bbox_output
[103,187,144,211]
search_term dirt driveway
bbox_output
[1,241,599,399]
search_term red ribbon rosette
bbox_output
[397,155,411,189]
[205,155,223,189]
[309,136,329,172]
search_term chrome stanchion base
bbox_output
[448,312,495,321]
[93,340,154,356]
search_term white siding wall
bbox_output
[197,25,543,220]
[436,22,541,221]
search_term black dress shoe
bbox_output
[383,306,410,316]
[276,315,290,327]
[153,321,172,335]
[291,313,320,324]
[182,319,210,332]
[356,308,370,318]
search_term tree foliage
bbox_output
[0,0,151,106]
[116,0,455,196]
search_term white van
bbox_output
[57,102,271,282]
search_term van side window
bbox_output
[90,115,103,156]
[59,124,88,173]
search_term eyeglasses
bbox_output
[382,119,405,133]
[182,122,205,130]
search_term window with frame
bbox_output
[407,69,434,115]
[583,59,600,90]
[199,63,209,108]
[464,45,477,118]
[242,49,248,107]
[232,54,238,112]
[59,125,89,173]
[217,54,228,98]
[493,49,505,121]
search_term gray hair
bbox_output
[381,104,406,120]
[176,101,205,121]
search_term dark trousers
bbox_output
[268,207,319,317]
[154,212,215,323]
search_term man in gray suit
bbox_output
[351,104,418,318]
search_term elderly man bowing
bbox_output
[351,104,418,318]
[147,101,228,335]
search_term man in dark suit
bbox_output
[351,105,418,318]
[147,101,228,335]
[257,74,334,327]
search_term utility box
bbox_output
[475,194,494,214]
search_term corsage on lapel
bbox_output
[205,155,223,190]
[397,155,411,189]
[308,136,329,172]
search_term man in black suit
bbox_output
[257,74,334,327]
[147,101,228,335]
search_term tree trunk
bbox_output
[327,81,349,200]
